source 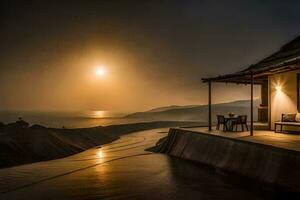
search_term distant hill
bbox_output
[147,105,199,112]
[125,99,260,122]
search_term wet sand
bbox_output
[0,128,282,199]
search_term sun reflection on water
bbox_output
[90,111,107,118]
[97,150,104,158]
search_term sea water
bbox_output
[0,110,142,128]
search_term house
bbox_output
[202,35,300,134]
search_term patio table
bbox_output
[224,116,238,131]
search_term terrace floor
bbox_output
[179,126,300,152]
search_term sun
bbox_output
[96,66,106,77]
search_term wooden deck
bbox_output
[179,126,300,152]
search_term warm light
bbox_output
[275,85,282,91]
[90,110,106,118]
[97,150,104,158]
[96,66,106,77]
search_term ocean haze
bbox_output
[0,110,128,128]
[1,1,298,111]
[0,99,259,128]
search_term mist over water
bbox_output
[0,111,134,128]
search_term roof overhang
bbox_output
[202,58,300,84]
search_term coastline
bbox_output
[0,121,201,168]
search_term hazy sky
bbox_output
[1,0,300,112]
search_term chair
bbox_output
[216,115,227,131]
[232,115,248,131]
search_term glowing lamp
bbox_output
[275,85,282,91]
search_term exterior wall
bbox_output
[152,128,300,192]
[269,68,300,130]
[258,80,268,122]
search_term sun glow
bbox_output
[96,66,106,77]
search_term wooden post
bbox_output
[208,81,212,131]
[250,71,254,136]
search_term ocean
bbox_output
[0,110,143,128]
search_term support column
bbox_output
[208,81,212,131]
[250,72,254,136]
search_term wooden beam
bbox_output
[202,60,300,84]
[250,71,254,136]
[203,76,266,84]
[208,81,212,131]
[297,74,300,112]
